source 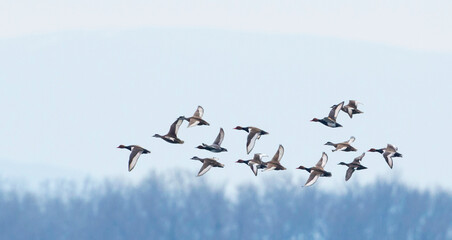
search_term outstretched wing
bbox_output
[270,145,284,163]
[353,152,365,163]
[345,167,355,181]
[168,117,184,137]
[249,162,259,176]
[383,152,394,169]
[348,100,358,109]
[316,152,328,168]
[246,132,260,154]
[328,101,344,120]
[193,106,204,118]
[304,172,320,187]
[197,162,212,176]
[346,107,353,118]
[345,136,356,144]
[213,128,225,146]
[128,147,143,172]
[386,144,397,152]
[253,153,268,162]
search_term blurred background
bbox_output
[1,0,452,239]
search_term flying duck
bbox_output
[236,153,268,176]
[182,106,210,127]
[153,116,185,144]
[324,136,357,152]
[332,100,363,118]
[234,126,269,154]
[262,145,286,172]
[296,152,332,187]
[368,144,403,169]
[338,152,367,181]
[117,145,151,172]
[311,101,344,128]
[190,156,224,176]
[196,128,227,153]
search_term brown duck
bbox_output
[234,126,269,154]
[182,106,210,127]
[153,116,185,144]
[296,152,332,187]
[324,136,357,152]
[191,156,224,176]
[311,101,344,128]
[332,100,363,118]
[117,145,151,172]
[236,153,268,176]
[368,144,403,169]
[262,145,286,172]
[338,152,367,181]
[196,128,227,153]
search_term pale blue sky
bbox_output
[1,1,451,196]
[2,0,452,52]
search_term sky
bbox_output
[1,1,452,196]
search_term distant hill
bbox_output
[0,171,450,239]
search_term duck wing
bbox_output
[193,105,204,118]
[246,131,260,154]
[253,153,268,163]
[128,147,143,172]
[344,136,355,144]
[383,151,395,169]
[213,128,225,146]
[345,167,355,181]
[351,100,361,108]
[386,144,398,152]
[328,101,344,121]
[270,145,284,163]
[248,162,259,176]
[168,117,184,137]
[346,106,354,118]
[197,162,213,176]
[316,152,328,168]
[304,172,320,187]
[353,152,365,163]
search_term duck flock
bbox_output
[118,101,403,187]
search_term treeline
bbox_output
[0,172,450,240]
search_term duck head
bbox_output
[324,142,335,146]
[296,166,311,173]
[368,148,384,154]
[310,118,319,122]
[236,159,249,164]
[234,126,249,132]
[191,156,202,161]
[338,162,348,166]
[117,145,132,151]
